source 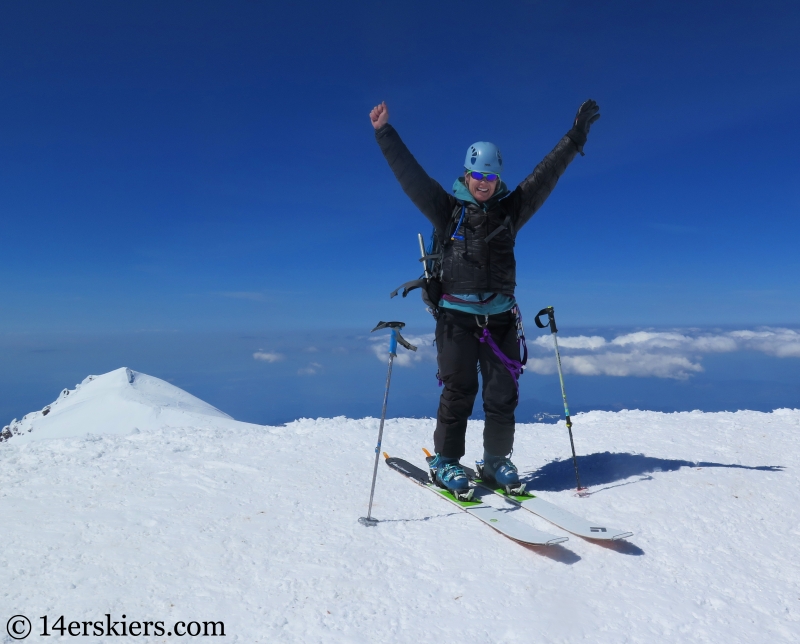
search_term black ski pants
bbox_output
[434,308,520,459]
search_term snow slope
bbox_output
[1,369,798,643]
[1,367,233,444]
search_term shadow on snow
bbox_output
[524,451,784,493]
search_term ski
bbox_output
[463,464,633,541]
[383,454,568,546]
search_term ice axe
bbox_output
[359,321,418,526]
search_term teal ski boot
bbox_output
[426,453,473,502]
[476,452,526,496]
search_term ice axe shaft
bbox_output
[418,233,430,279]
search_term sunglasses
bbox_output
[468,171,499,182]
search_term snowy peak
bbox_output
[1,367,234,444]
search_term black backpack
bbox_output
[390,201,514,317]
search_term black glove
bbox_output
[567,99,601,156]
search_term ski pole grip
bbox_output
[534,306,558,334]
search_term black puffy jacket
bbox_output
[375,123,581,296]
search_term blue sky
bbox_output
[1,1,799,423]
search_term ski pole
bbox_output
[359,321,418,527]
[534,306,588,496]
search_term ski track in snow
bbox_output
[1,369,798,643]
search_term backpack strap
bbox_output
[450,203,467,241]
[435,201,462,244]
[484,213,513,243]
[448,200,513,244]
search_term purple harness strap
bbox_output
[436,306,528,391]
[478,327,525,395]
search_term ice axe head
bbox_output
[371,321,417,354]
[371,321,406,332]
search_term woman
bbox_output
[370,99,600,495]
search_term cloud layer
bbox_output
[528,327,800,379]
[366,327,800,380]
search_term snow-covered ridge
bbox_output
[1,367,235,444]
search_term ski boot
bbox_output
[426,453,473,502]
[476,452,526,496]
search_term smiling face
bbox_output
[466,172,498,203]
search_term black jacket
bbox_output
[375,123,581,296]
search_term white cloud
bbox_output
[728,329,800,358]
[609,331,737,353]
[525,357,556,375]
[526,327,800,379]
[526,351,703,380]
[253,351,284,363]
[534,335,606,350]
[690,335,739,352]
[567,352,703,379]
[611,331,693,349]
[298,362,323,376]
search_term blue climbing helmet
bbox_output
[464,141,503,175]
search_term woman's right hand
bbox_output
[369,101,389,130]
